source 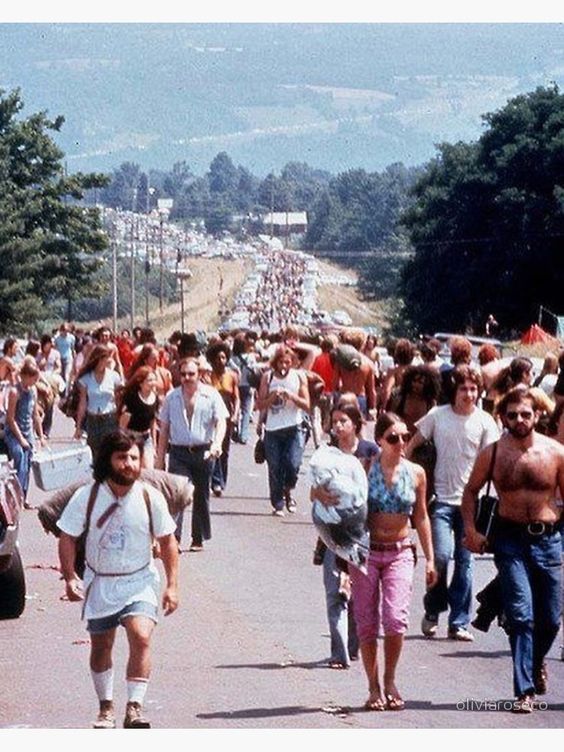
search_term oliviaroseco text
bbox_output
[456,698,548,711]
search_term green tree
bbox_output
[100,162,142,210]
[401,85,564,334]
[0,88,109,333]
[208,152,238,195]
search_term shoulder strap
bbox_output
[143,485,154,539]
[84,482,100,539]
[484,441,498,496]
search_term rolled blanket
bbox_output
[37,467,193,537]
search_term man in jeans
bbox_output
[407,365,499,641]
[462,388,564,712]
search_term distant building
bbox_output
[261,211,308,237]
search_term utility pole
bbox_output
[145,222,150,326]
[270,179,274,238]
[112,234,118,332]
[130,215,136,331]
[159,213,164,313]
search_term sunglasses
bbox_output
[181,371,198,377]
[385,432,410,445]
[505,410,534,420]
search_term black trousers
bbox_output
[168,445,213,545]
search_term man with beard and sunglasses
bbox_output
[57,429,179,729]
[462,388,564,713]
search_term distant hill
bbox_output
[1,23,563,176]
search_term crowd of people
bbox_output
[1,317,563,725]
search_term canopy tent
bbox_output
[520,323,560,346]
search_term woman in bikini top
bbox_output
[349,412,436,713]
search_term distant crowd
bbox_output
[1,319,563,722]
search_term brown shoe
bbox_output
[534,662,548,694]
[512,694,535,714]
[93,700,116,729]
[123,701,151,728]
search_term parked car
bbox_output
[433,332,508,361]
[0,455,26,619]
[332,310,353,326]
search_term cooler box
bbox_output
[32,444,93,492]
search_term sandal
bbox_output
[385,693,405,711]
[327,660,348,670]
[364,695,386,711]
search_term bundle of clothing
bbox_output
[309,444,369,573]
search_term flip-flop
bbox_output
[364,697,386,711]
[385,693,405,711]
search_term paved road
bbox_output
[1,411,563,730]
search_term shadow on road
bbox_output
[215,659,330,671]
[197,704,326,720]
[210,510,271,518]
[438,650,511,659]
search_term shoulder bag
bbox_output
[474,441,499,550]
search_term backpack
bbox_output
[333,344,362,371]
[236,354,263,389]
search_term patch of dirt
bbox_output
[316,260,390,329]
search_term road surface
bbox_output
[0,411,563,730]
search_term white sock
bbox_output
[127,677,149,705]
[91,668,114,702]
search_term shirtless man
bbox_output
[332,330,378,419]
[0,338,20,384]
[462,387,564,713]
[95,326,124,379]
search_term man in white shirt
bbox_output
[156,357,228,551]
[58,429,179,729]
[407,365,500,641]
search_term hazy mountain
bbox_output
[1,23,563,176]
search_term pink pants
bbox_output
[350,543,415,640]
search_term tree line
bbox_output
[1,84,563,336]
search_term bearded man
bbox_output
[58,429,179,729]
[462,387,564,713]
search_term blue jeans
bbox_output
[211,420,232,491]
[263,425,305,511]
[423,502,473,629]
[494,528,562,697]
[323,550,358,665]
[4,430,33,499]
[238,386,253,444]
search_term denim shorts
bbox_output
[87,601,158,634]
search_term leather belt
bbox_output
[370,539,413,551]
[171,443,211,454]
[497,517,561,537]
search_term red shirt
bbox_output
[311,352,334,394]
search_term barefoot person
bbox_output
[350,412,436,711]
[462,388,564,713]
[57,429,179,729]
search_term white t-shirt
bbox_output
[538,374,557,398]
[415,405,500,506]
[265,369,303,432]
[57,480,176,620]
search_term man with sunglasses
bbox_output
[462,387,564,713]
[156,357,228,551]
[406,365,500,641]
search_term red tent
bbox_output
[520,324,559,345]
